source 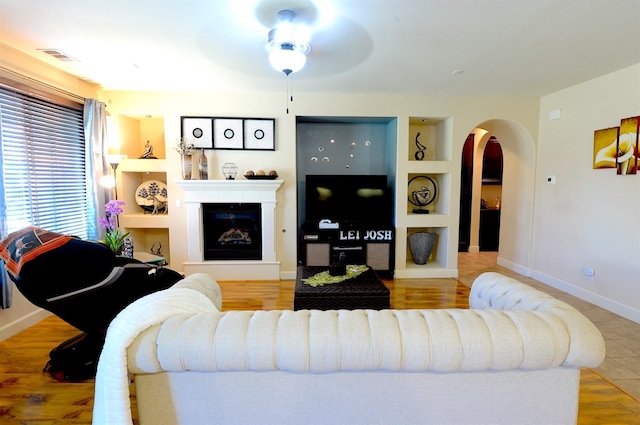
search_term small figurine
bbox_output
[139,140,157,159]
[149,195,168,215]
[414,132,427,161]
[412,186,432,207]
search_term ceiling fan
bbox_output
[209,1,370,82]
[266,9,312,75]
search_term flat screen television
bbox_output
[305,174,393,225]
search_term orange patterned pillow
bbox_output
[0,226,71,277]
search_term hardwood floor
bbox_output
[0,254,639,424]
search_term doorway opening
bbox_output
[458,134,503,253]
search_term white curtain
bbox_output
[83,99,110,241]
[0,105,11,308]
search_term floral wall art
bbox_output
[619,116,640,174]
[593,127,619,169]
[593,115,639,175]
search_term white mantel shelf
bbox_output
[176,179,283,202]
[176,179,283,190]
[175,179,283,280]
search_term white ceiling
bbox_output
[1,0,639,97]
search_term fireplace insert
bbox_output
[202,203,262,260]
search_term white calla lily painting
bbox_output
[593,116,639,175]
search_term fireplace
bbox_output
[175,179,282,280]
[203,203,262,260]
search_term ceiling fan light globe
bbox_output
[269,49,306,74]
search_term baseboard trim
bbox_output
[530,269,640,325]
[279,270,296,280]
[496,256,531,277]
[0,308,51,342]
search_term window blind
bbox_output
[0,86,88,238]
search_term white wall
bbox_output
[533,64,640,323]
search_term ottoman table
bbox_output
[294,265,390,311]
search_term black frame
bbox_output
[243,118,275,150]
[180,116,276,151]
[180,116,214,148]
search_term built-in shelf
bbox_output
[482,178,502,185]
[404,213,450,228]
[395,116,457,278]
[406,172,451,216]
[118,158,166,173]
[406,160,451,174]
[120,213,170,228]
[116,156,170,263]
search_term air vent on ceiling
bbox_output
[37,49,78,62]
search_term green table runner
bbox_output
[301,265,369,287]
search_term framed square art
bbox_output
[213,118,243,149]
[244,118,275,150]
[181,117,213,148]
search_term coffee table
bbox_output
[294,266,390,311]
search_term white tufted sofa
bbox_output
[92,272,605,425]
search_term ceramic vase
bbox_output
[181,154,193,180]
[408,232,436,265]
[198,149,208,180]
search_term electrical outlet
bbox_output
[583,267,595,280]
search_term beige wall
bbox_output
[0,43,98,100]
[101,90,540,281]
[534,64,640,323]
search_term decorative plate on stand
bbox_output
[135,180,168,213]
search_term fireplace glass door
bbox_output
[202,203,262,260]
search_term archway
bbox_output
[459,119,536,275]
[459,132,504,252]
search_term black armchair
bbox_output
[0,226,184,380]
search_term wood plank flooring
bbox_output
[0,254,639,424]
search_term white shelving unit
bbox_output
[116,158,171,264]
[394,116,457,278]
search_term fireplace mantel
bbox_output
[176,179,283,280]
